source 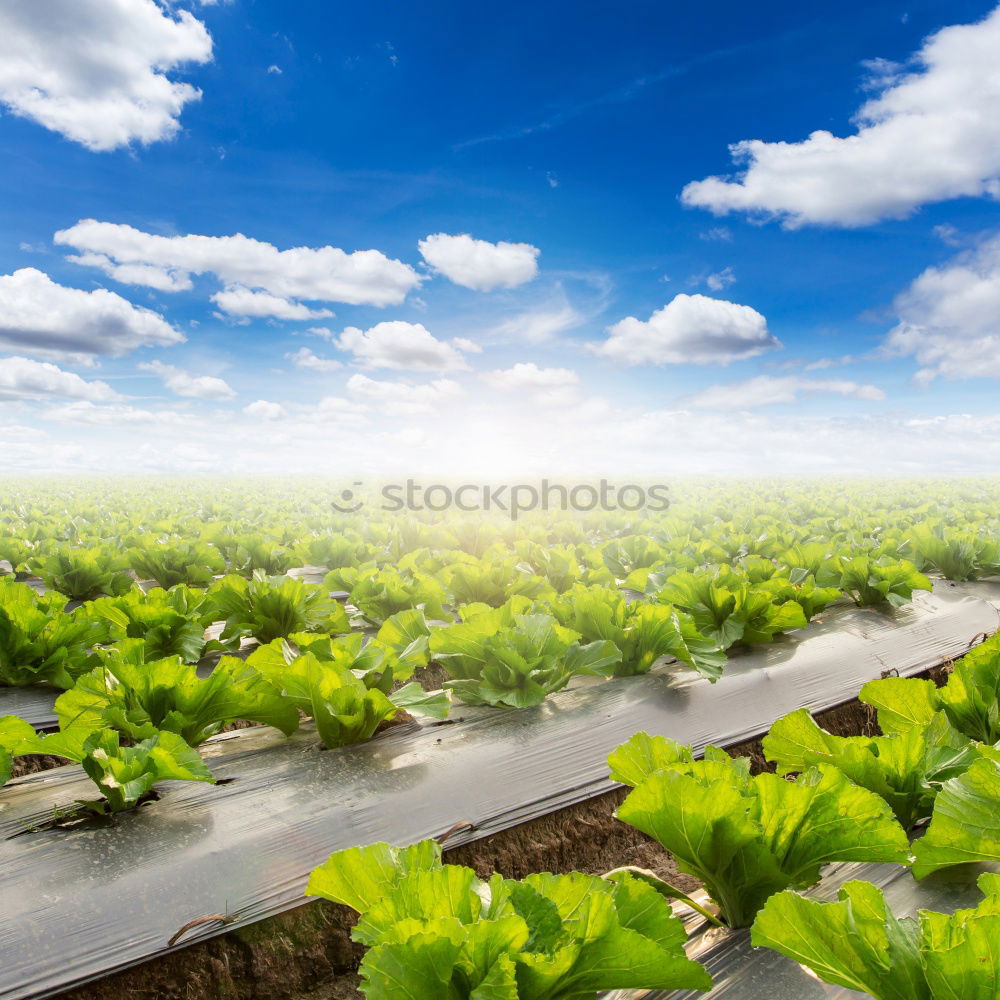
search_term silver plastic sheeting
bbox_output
[0,583,997,1000]
[640,859,1000,1000]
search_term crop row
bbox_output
[304,630,1000,999]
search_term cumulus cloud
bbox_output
[0,356,122,402]
[44,400,193,427]
[0,267,183,363]
[346,374,464,416]
[682,6,1000,226]
[418,233,540,291]
[286,347,343,373]
[55,220,421,310]
[705,267,736,291]
[482,362,579,391]
[336,321,471,372]
[0,0,213,152]
[138,360,235,400]
[482,362,581,407]
[684,375,886,409]
[592,293,779,366]
[210,287,334,321]
[243,400,287,421]
[883,231,1000,382]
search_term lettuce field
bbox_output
[2,478,1000,1000]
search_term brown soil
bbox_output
[9,753,67,779]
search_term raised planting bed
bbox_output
[2,582,998,1000]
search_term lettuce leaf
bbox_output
[55,639,299,745]
[307,839,712,998]
[610,732,910,927]
[763,708,976,828]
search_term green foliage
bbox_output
[835,556,932,608]
[328,565,448,625]
[248,613,449,721]
[209,573,351,644]
[127,537,225,588]
[89,585,216,663]
[431,608,621,708]
[548,584,727,680]
[861,633,1000,744]
[444,555,556,608]
[609,732,910,927]
[652,567,809,649]
[907,522,1000,582]
[1,715,35,785]
[306,839,712,998]
[752,874,1000,1000]
[27,546,134,600]
[15,726,214,812]
[0,579,105,687]
[911,751,1000,879]
[250,649,400,748]
[54,639,299,745]
[763,708,976,828]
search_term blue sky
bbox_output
[1,0,999,475]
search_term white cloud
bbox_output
[346,374,464,416]
[418,233,540,291]
[482,362,579,391]
[0,0,213,152]
[55,220,421,309]
[489,303,583,344]
[0,356,122,402]
[592,293,779,366]
[243,400,287,421]
[883,231,1000,382]
[138,360,235,400]
[685,375,886,409]
[44,400,193,427]
[286,347,343,372]
[336,321,470,372]
[211,287,335,320]
[0,267,183,363]
[682,6,1000,226]
[705,266,736,291]
[267,65,283,75]
[450,337,483,354]
[481,362,581,407]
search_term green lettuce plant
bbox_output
[751,874,1000,1000]
[54,639,299,745]
[14,726,215,812]
[0,579,105,687]
[861,633,1000,744]
[763,707,976,828]
[127,537,225,588]
[609,732,910,927]
[305,839,712,998]
[27,546,134,600]
[548,584,727,680]
[209,573,351,644]
[835,556,932,608]
[910,750,1000,879]
[89,585,217,663]
[431,608,621,708]
[651,567,808,649]
[250,649,402,748]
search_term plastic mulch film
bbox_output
[0,583,997,1000]
[626,858,1000,1000]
